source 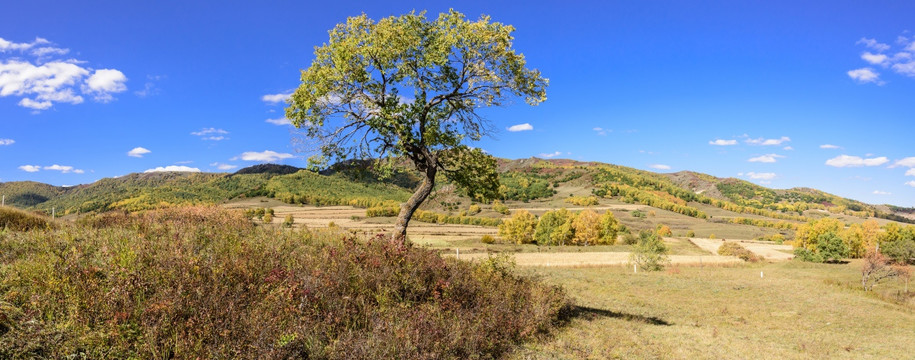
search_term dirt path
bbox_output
[689,238,794,261]
[452,252,741,267]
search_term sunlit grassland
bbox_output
[513,260,915,359]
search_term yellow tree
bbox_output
[598,211,621,245]
[498,210,537,244]
[794,218,843,252]
[571,209,600,245]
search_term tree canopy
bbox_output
[286,10,547,240]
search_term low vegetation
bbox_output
[0,207,570,358]
[0,207,55,231]
[499,208,622,246]
[718,241,760,262]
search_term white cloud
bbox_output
[265,117,292,126]
[744,172,777,180]
[83,69,127,102]
[262,91,292,104]
[819,144,841,149]
[890,157,915,168]
[905,168,915,177]
[709,139,737,146]
[857,38,890,52]
[593,127,609,136]
[144,165,201,173]
[892,61,915,77]
[191,128,228,141]
[861,52,888,65]
[18,165,40,172]
[847,68,881,84]
[44,164,83,174]
[746,136,790,146]
[127,147,151,158]
[538,151,562,159]
[825,155,889,167]
[507,123,533,132]
[0,37,126,111]
[0,138,14,146]
[210,162,238,171]
[906,181,915,188]
[748,154,785,163]
[649,164,671,170]
[873,190,891,195]
[783,146,793,151]
[232,150,294,162]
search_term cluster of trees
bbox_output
[729,217,798,231]
[793,218,915,263]
[702,198,807,222]
[498,209,623,246]
[267,171,409,208]
[497,172,555,202]
[604,184,707,219]
[412,210,502,227]
[565,196,599,206]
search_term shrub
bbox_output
[0,207,55,231]
[468,204,482,215]
[262,212,273,223]
[366,204,399,217]
[481,234,495,244]
[492,200,510,215]
[0,207,571,359]
[656,224,672,237]
[565,196,599,206]
[686,230,696,238]
[631,210,644,218]
[630,230,670,271]
[718,241,760,262]
[621,231,638,245]
[283,214,295,227]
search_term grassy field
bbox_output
[512,260,915,359]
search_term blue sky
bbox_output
[1,1,914,206]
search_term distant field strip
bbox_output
[689,238,794,260]
[453,252,741,267]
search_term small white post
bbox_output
[633,264,637,273]
[456,248,460,260]
[52,207,55,219]
[1,195,5,206]
[760,271,764,279]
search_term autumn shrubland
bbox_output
[0,206,570,359]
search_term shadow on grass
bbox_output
[572,306,672,326]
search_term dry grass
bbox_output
[512,260,915,359]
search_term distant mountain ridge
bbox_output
[1,159,912,224]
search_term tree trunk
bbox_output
[393,166,436,242]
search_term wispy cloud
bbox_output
[825,155,889,167]
[890,157,915,168]
[232,150,294,162]
[18,165,40,172]
[709,139,737,146]
[593,127,609,136]
[127,147,151,158]
[507,123,533,132]
[0,138,13,146]
[649,164,671,170]
[83,69,127,102]
[265,117,292,126]
[857,38,890,52]
[849,34,915,83]
[748,154,785,163]
[819,144,841,149]
[43,164,84,174]
[144,165,201,173]
[873,190,891,195]
[262,91,292,104]
[740,172,777,181]
[538,151,562,158]
[906,181,915,188]
[783,146,794,151]
[905,168,915,177]
[191,128,228,141]
[746,136,790,146]
[847,68,882,84]
[210,162,238,171]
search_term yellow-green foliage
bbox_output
[468,204,482,215]
[718,241,760,262]
[492,200,510,215]
[365,202,401,217]
[498,210,538,244]
[565,196,599,206]
[0,207,54,231]
[656,224,672,237]
[413,210,502,227]
[0,206,570,358]
[268,171,410,208]
[729,217,798,230]
[481,234,495,244]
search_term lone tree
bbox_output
[286,10,547,241]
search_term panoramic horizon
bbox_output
[2,1,914,207]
